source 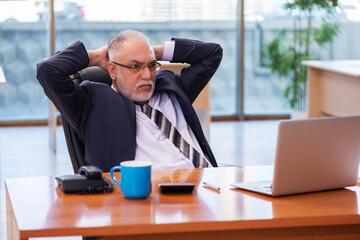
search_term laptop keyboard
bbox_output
[254,184,272,192]
[247,181,272,193]
[231,180,273,194]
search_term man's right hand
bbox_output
[87,45,109,71]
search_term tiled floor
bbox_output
[0,120,279,240]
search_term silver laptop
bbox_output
[231,116,360,197]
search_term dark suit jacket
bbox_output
[37,38,223,171]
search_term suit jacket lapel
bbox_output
[155,71,207,150]
[123,95,137,132]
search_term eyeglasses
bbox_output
[111,61,161,73]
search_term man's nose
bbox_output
[140,66,152,79]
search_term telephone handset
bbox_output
[78,165,103,180]
[55,166,113,194]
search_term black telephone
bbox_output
[55,166,113,194]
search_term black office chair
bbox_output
[62,67,112,173]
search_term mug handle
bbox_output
[110,166,122,187]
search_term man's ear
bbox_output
[107,62,117,80]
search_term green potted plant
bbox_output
[262,0,340,114]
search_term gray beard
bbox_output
[114,77,154,102]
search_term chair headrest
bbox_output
[73,67,112,86]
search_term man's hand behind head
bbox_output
[152,44,165,61]
[87,45,109,71]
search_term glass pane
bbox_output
[332,0,360,60]
[244,0,290,115]
[244,0,360,115]
[0,0,48,121]
[54,0,238,116]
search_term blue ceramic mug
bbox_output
[110,160,152,199]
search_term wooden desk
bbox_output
[6,166,360,240]
[302,60,360,118]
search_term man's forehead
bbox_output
[121,39,152,51]
[117,40,155,61]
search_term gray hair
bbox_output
[108,29,150,60]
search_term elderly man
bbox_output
[37,29,223,171]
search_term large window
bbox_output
[0,0,238,122]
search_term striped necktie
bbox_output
[141,103,210,168]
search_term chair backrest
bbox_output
[62,64,210,172]
[62,67,112,172]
